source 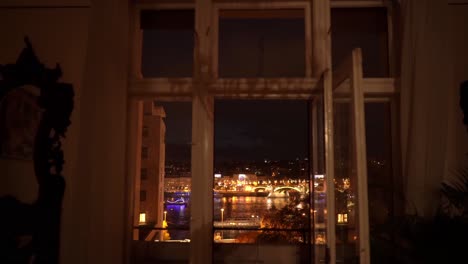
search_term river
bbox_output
[165,195,290,240]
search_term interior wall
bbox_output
[0,4,90,263]
[0,6,89,197]
[76,0,130,263]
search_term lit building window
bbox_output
[139,213,146,224]
[337,213,348,224]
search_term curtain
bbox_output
[400,0,451,217]
[71,0,130,263]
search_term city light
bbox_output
[239,174,246,181]
[221,208,225,239]
[139,213,146,224]
[337,213,348,224]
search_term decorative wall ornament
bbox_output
[0,38,74,264]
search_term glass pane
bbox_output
[310,95,328,263]
[140,10,194,77]
[333,97,359,263]
[219,9,305,77]
[213,100,311,263]
[331,8,389,77]
[332,48,370,263]
[132,101,192,264]
[158,102,192,242]
[365,102,396,263]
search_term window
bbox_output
[140,10,194,77]
[130,3,396,264]
[141,168,148,180]
[218,9,306,77]
[213,100,311,261]
[364,102,396,263]
[132,100,192,263]
[141,146,148,159]
[331,8,390,77]
[157,101,192,241]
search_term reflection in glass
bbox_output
[140,10,194,77]
[219,10,305,77]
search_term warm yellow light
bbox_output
[139,213,146,224]
[337,213,348,224]
[337,213,343,223]
[315,233,326,244]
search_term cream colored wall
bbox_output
[0,7,89,199]
[76,0,129,263]
[0,4,90,264]
[1,2,131,264]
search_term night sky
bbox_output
[214,100,308,162]
[157,101,388,163]
[157,100,309,162]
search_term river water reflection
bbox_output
[165,195,289,240]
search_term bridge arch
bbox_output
[273,186,302,193]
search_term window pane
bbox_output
[140,10,194,77]
[332,8,389,77]
[158,102,192,241]
[364,102,396,263]
[213,100,311,263]
[333,100,394,263]
[311,96,328,263]
[333,100,358,262]
[219,9,305,77]
[133,101,192,263]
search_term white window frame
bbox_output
[127,1,399,264]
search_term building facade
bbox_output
[138,102,166,230]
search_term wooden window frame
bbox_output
[127,2,399,264]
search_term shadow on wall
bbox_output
[460,80,468,130]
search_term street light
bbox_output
[221,208,224,239]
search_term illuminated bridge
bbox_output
[273,186,304,193]
[251,185,305,194]
[213,218,260,229]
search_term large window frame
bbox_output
[127,1,399,264]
